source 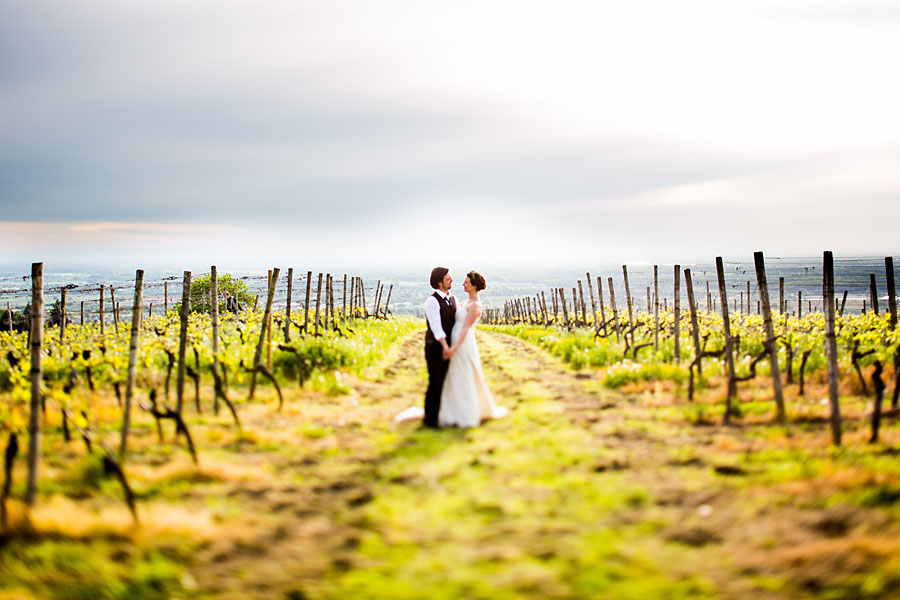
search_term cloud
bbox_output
[0,1,898,265]
[543,150,900,259]
[761,0,900,23]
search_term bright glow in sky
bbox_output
[1,0,898,268]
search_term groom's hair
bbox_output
[430,267,449,289]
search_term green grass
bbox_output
[303,333,718,600]
[0,539,182,600]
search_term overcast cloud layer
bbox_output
[1,0,898,268]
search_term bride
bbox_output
[438,271,507,428]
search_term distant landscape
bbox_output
[1,256,894,321]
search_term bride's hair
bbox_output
[467,270,486,291]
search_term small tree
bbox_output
[1,305,30,333]
[176,273,254,314]
[48,299,72,327]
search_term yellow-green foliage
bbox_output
[487,309,898,389]
[483,324,622,369]
[0,313,419,434]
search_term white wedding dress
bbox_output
[437,299,507,428]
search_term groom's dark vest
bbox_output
[425,292,456,346]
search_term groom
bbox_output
[423,267,456,428]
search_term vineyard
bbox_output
[1,254,900,599]
[485,253,900,443]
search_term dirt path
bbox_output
[185,329,897,600]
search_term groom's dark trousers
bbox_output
[424,292,456,427]
[424,340,449,428]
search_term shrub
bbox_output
[173,273,254,315]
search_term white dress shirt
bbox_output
[424,289,455,341]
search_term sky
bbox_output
[1,0,898,270]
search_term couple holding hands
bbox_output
[395,267,506,428]
[419,267,507,428]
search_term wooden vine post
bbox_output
[586,272,598,326]
[59,288,67,343]
[164,281,168,314]
[359,277,365,317]
[570,288,577,325]
[607,278,621,342]
[706,281,711,314]
[304,270,313,332]
[331,276,337,327]
[7,301,13,331]
[869,274,879,315]
[684,268,701,375]
[577,281,586,326]
[332,276,338,323]
[753,252,786,423]
[622,266,634,337]
[119,269,144,459]
[885,257,899,409]
[716,257,737,422]
[887,257,897,330]
[559,288,570,329]
[313,273,323,335]
[384,284,393,317]
[99,284,106,335]
[343,274,348,321]
[266,270,273,369]
[823,251,842,445]
[596,276,607,334]
[673,264,681,362]
[373,279,382,318]
[653,265,659,352]
[176,271,191,415]
[324,274,332,333]
[284,268,293,342]
[249,267,280,399]
[746,280,751,315]
[25,262,43,506]
[349,276,356,317]
[110,286,119,334]
[541,291,549,327]
[779,277,785,314]
[210,266,220,411]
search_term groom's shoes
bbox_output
[422,420,439,430]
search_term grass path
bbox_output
[180,329,792,599]
[182,328,714,599]
[281,329,900,600]
[299,330,718,599]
